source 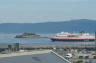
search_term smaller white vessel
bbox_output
[51,32,95,42]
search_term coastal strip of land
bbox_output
[0,50,51,58]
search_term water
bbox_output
[0,33,95,63]
[0,33,95,47]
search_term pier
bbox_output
[0,43,96,51]
[18,45,96,51]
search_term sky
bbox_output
[0,0,96,23]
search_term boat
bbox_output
[51,32,95,42]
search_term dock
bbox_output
[19,45,96,50]
[0,44,96,51]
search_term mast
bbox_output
[95,32,96,53]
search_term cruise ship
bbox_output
[51,32,95,42]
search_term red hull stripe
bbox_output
[51,38,95,40]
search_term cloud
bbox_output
[0,16,69,23]
[17,0,88,3]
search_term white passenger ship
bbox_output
[51,32,95,42]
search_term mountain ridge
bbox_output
[0,19,96,33]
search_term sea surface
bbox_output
[0,33,95,47]
[0,33,96,63]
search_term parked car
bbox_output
[65,53,72,58]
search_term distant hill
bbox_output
[0,19,96,33]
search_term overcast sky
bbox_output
[0,0,96,23]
